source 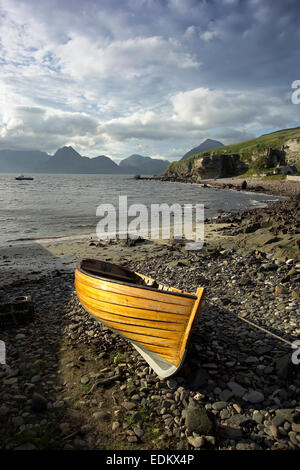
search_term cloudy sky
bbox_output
[0,0,300,162]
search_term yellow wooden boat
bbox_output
[74,259,205,378]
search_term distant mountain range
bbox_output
[42,147,119,174]
[180,139,224,160]
[0,140,225,175]
[0,146,170,175]
[119,154,170,175]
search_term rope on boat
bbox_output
[237,315,294,347]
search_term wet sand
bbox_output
[0,222,230,286]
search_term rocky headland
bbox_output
[163,127,300,182]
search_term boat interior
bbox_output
[79,259,196,298]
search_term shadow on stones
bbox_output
[176,301,299,447]
[0,243,115,450]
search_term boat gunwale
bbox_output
[76,266,197,300]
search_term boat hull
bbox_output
[15,177,34,180]
[74,260,205,378]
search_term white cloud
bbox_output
[170,87,299,130]
[56,35,200,80]
[0,106,102,152]
[200,30,220,41]
[183,25,197,38]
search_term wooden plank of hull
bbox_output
[75,267,205,378]
[87,311,181,364]
[75,270,196,306]
[75,278,191,316]
[75,284,190,325]
[77,293,188,332]
[77,300,185,346]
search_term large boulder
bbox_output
[274,165,298,175]
[184,399,215,435]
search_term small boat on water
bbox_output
[15,175,34,181]
[75,259,205,378]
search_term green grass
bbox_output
[126,380,137,393]
[282,245,300,254]
[125,406,149,427]
[235,168,262,178]
[262,174,286,180]
[113,353,122,364]
[165,126,300,176]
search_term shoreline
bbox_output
[200,177,300,198]
[141,175,300,198]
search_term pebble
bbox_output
[253,410,264,424]
[112,421,120,432]
[31,375,40,383]
[0,405,10,416]
[212,401,228,411]
[80,376,90,385]
[187,435,205,448]
[243,391,265,404]
[122,401,137,410]
[31,393,47,412]
[15,334,26,340]
[133,425,144,438]
[219,389,233,401]
[205,436,216,446]
[236,442,261,450]
[227,381,247,397]
[233,404,242,414]
[11,416,24,427]
[92,411,111,421]
[167,379,178,390]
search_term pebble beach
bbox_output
[0,179,299,451]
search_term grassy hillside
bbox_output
[165,126,300,176]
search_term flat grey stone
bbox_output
[219,389,234,401]
[0,405,10,417]
[92,411,111,421]
[212,401,228,411]
[243,390,264,404]
[227,381,247,397]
